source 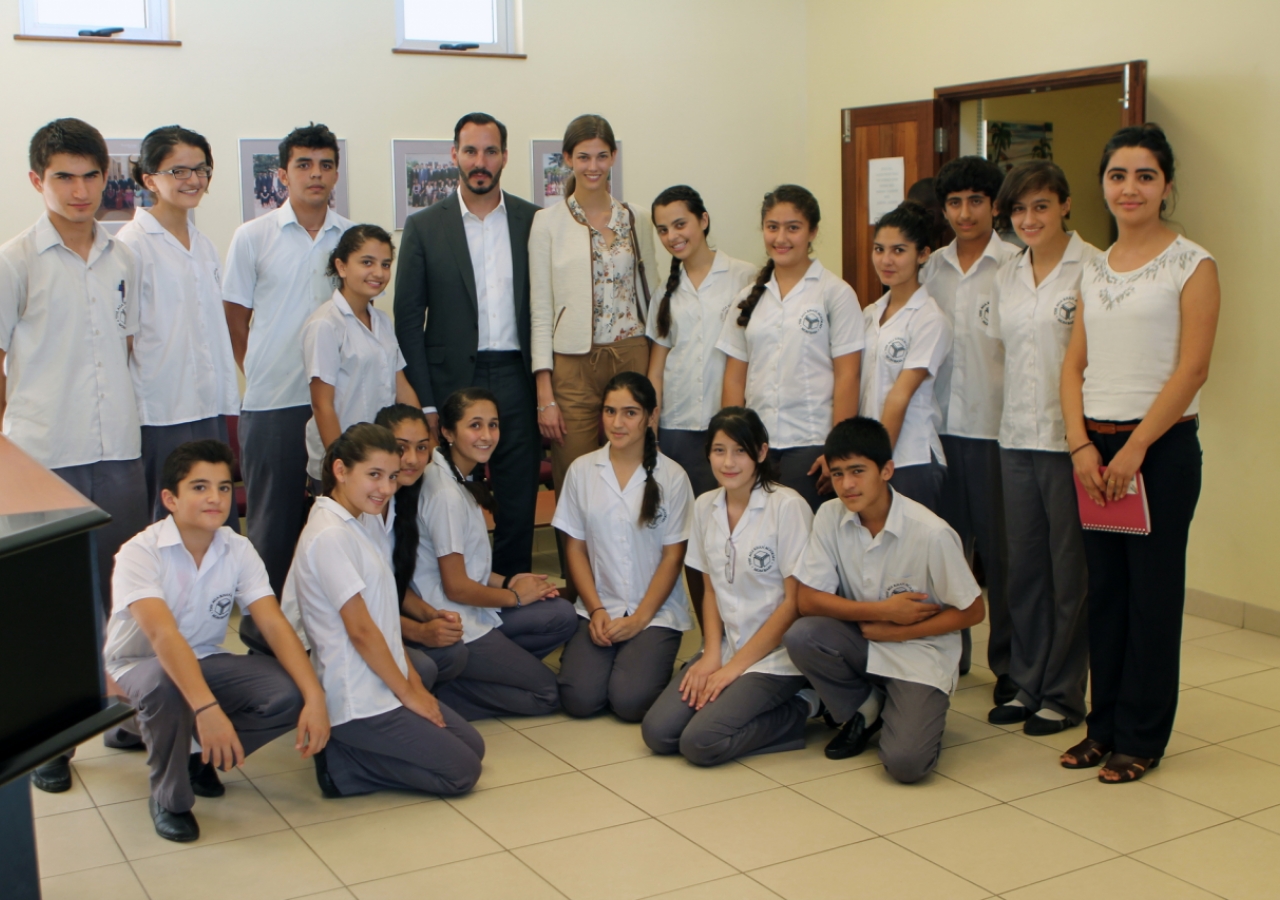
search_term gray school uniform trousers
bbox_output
[1001,449,1089,722]
[54,458,148,618]
[405,642,468,688]
[772,446,827,513]
[891,459,946,515]
[641,651,808,766]
[658,429,717,498]
[117,653,302,814]
[434,598,579,720]
[784,617,949,784]
[557,619,683,722]
[939,435,1011,677]
[238,405,312,597]
[140,416,239,532]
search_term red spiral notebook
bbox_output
[1073,470,1151,535]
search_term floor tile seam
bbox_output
[1138,776,1261,819]
[1185,637,1280,666]
[799,771,1017,838]
[577,762,780,817]
[790,829,997,897]
[335,847,512,888]
[1197,678,1280,704]
[470,765,600,794]
[124,858,160,900]
[283,793,437,834]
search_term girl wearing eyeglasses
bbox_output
[642,406,816,766]
[118,126,241,524]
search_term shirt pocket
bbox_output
[884,575,928,602]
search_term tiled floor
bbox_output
[32,602,1280,899]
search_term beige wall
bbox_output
[806,0,1280,611]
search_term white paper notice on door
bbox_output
[868,156,905,225]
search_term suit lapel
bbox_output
[442,193,479,315]
[506,193,529,316]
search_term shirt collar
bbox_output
[330,289,356,318]
[314,495,359,524]
[711,483,769,514]
[766,258,823,298]
[839,486,904,539]
[1015,231,1085,283]
[870,285,929,318]
[278,202,344,235]
[155,514,228,565]
[940,231,1004,275]
[134,208,168,235]
[459,190,507,221]
[34,212,114,258]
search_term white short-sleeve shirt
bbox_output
[860,287,952,468]
[291,497,405,727]
[551,444,694,631]
[647,251,757,432]
[0,215,141,469]
[412,448,501,642]
[116,210,240,427]
[923,232,1019,440]
[1080,236,1214,422]
[794,490,980,695]
[302,290,406,479]
[104,517,273,680]
[686,484,814,676]
[988,232,1100,451]
[716,259,864,449]
[222,204,353,412]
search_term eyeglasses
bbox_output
[152,165,213,181]
[725,538,736,585]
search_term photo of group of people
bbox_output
[250,153,290,216]
[541,151,570,200]
[238,138,349,222]
[95,141,154,227]
[406,156,458,209]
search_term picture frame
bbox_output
[530,140,623,209]
[98,139,155,234]
[238,138,350,223]
[391,139,457,230]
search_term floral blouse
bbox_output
[567,195,643,344]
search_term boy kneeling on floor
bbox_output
[103,440,329,842]
[784,417,983,783]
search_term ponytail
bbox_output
[655,256,680,338]
[437,388,500,515]
[639,425,661,526]
[737,259,775,328]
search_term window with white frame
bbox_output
[19,0,170,41]
[396,0,519,55]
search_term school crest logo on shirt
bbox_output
[748,545,776,573]
[1054,293,1078,325]
[977,298,991,327]
[886,581,915,596]
[115,279,128,330]
[884,337,908,364]
[798,309,825,334]
[646,505,669,529]
[720,302,733,322]
[209,592,234,619]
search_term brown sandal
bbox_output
[1060,738,1110,769]
[1098,754,1159,784]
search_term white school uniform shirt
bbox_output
[716,259,864,449]
[860,287,952,468]
[551,444,694,631]
[794,490,980,695]
[460,191,519,352]
[116,209,240,426]
[291,497,405,727]
[104,517,273,680]
[687,484,814,676]
[301,290,406,479]
[222,204,353,412]
[987,232,1100,452]
[1080,236,1214,422]
[412,448,501,643]
[646,251,757,432]
[923,232,1019,440]
[0,215,141,469]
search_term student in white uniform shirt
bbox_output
[303,225,420,489]
[922,156,1019,684]
[373,404,467,686]
[414,388,578,719]
[0,119,147,631]
[117,126,240,526]
[643,407,816,766]
[555,372,694,721]
[785,417,984,782]
[719,184,864,512]
[984,162,1098,735]
[103,440,328,842]
[860,203,952,511]
[293,423,484,798]
[222,124,353,601]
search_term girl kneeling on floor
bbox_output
[641,407,816,765]
[294,423,483,797]
[554,371,694,721]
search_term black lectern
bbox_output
[0,436,133,899]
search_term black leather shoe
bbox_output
[988,703,1032,725]
[149,797,200,842]
[31,757,72,793]
[314,748,341,798]
[1024,714,1074,736]
[992,675,1018,706]
[188,754,225,798]
[104,726,146,751]
[824,713,883,760]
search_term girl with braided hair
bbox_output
[413,388,578,719]
[552,372,695,721]
[717,185,864,512]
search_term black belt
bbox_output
[475,350,523,365]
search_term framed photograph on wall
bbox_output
[98,139,155,233]
[392,140,457,230]
[530,140,623,209]
[238,138,349,223]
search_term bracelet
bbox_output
[537,401,557,412]
[193,701,219,717]
[1069,441,1094,457]
[510,589,522,608]
[589,608,608,617]
[501,574,513,590]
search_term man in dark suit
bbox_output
[395,112,541,576]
